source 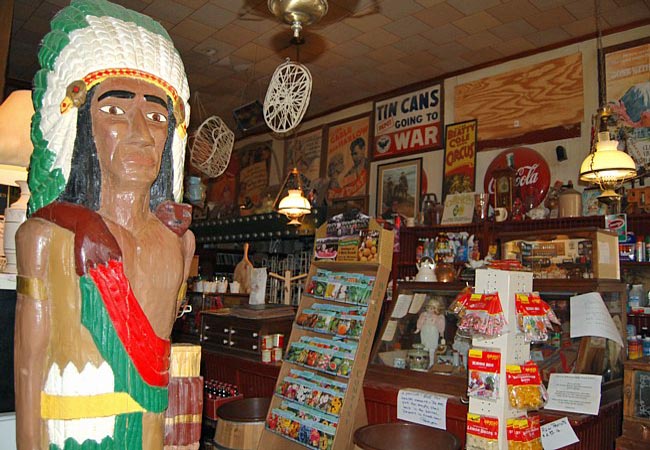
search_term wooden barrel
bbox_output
[214,397,271,450]
[354,423,460,450]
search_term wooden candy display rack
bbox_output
[258,219,394,450]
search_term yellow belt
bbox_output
[165,414,201,425]
[41,392,145,420]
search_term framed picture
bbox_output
[376,158,422,220]
[327,195,368,219]
[604,37,650,169]
[232,100,266,133]
[235,140,273,211]
[325,115,371,201]
[442,120,477,200]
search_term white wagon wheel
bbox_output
[263,59,312,134]
[189,116,235,178]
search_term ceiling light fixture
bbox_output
[274,167,311,225]
[578,0,637,206]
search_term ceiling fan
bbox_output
[238,0,381,25]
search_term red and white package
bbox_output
[466,413,499,450]
[458,292,507,338]
[506,361,548,410]
[468,349,501,400]
[515,292,560,343]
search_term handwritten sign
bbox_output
[541,417,580,450]
[374,84,442,159]
[381,320,398,341]
[409,293,426,314]
[570,292,624,347]
[391,294,412,319]
[397,388,448,430]
[545,374,602,415]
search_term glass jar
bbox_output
[407,344,430,372]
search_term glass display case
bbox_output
[369,278,627,396]
[370,281,468,396]
[500,227,619,280]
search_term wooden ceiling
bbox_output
[7,0,650,133]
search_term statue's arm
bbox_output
[14,218,52,450]
[178,229,195,311]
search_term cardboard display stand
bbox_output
[258,219,394,450]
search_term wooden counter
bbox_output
[200,350,623,449]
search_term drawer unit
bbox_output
[201,312,293,359]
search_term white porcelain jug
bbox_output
[415,257,436,282]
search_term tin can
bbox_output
[262,335,274,350]
[273,334,284,348]
[262,349,272,363]
[272,347,283,362]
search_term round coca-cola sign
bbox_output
[483,147,551,208]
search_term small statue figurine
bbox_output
[511,197,525,221]
[415,297,447,364]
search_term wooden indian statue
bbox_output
[14,1,194,448]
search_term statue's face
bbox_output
[91,77,169,189]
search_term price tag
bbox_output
[541,417,579,450]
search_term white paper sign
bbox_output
[391,294,413,319]
[397,388,448,430]
[381,320,398,341]
[544,374,602,415]
[570,292,624,347]
[409,293,427,314]
[541,417,580,450]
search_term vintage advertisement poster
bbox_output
[236,140,272,210]
[442,120,477,200]
[285,128,323,192]
[605,39,650,169]
[373,84,443,159]
[326,116,370,200]
[206,160,237,218]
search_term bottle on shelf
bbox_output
[628,284,645,312]
[628,335,640,360]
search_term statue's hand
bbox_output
[155,201,192,237]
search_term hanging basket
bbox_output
[189,116,235,178]
[263,59,312,134]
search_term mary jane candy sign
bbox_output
[373,84,443,159]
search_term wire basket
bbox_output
[189,116,235,178]
[263,59,312,133]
